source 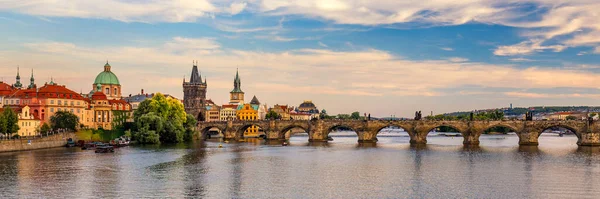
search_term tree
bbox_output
[265,110,281,120]
[50,111,79,131]
[2,108,20,136]
[133,93,188,144]
[566,115,578,120]
[40,123,51,134]
[183,114,197,141]
[350,112,360,120]
[320,109,330,119]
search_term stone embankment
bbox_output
[0,132,76,153]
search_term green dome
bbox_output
[94,62,120,85]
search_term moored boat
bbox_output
[95,146,115,153]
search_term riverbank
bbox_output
[0,132,76,153]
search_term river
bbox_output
[0,131,599,198]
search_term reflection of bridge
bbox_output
[197,119,600,146]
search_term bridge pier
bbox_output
[578,132,600,146]
[358,131,378,143]
[518,131,539,146]
[265,130,280,140]
[410,132,427,145]
[462,131,481,146]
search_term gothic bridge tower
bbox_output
[183,61,208,121]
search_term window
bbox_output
[15,100,19,104]
[50,100,54,104]
[58,100,62,105]
[105,88,110,95]
[10,100,14,104]
[114,88,118,95]
[77,101,80,105]
[50,108,54,113]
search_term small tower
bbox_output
[229,68,244,104]
[28,69,36,89]
[13,67,22,88]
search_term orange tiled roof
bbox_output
[91,91,108,100]
[9,84,86,100]
[0,82,15,96]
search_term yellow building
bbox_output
[237,103,261,137]
[17,106,41,137]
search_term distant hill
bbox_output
[445,106,600,116]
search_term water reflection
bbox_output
[1,133,600,198]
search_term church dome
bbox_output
[94,62,120,85]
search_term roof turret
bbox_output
[94,61,120,85]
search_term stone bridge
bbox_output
[197,119,600,146]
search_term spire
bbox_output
[189,62,202,84]
[13,66,22,88]
[250,95,260,105]
[104,60,111,72]
[28,69,35,89]
[231,68,243,93]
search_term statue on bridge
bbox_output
[588,116,594,126]
[469,112,474,121]
[415,111,422,120]
[525,111,533,121]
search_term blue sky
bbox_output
[1,0,600,117]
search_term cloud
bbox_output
[508,58,535,62]
[318,41,328,48]
[447,57,468,62]
[440,47,453,51]
[0,0,218,23]
[229,2,247,15]
[494,39,566,56]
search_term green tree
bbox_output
[350,112,361,120]
[265,110,281,120]
[0,113,6,136]
[133,93,188,144]
[183,114,197,141]
[50,111,79,131]
[566,115,578,120]
[40,123,51,134]
[2,109,20,136]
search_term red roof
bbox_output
[8,84,86,100]
[0,82,15,96]
[222,104,238,109]
[91,91,108,100]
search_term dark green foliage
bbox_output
[132,93,189,144]
[265,110,281,120]
[40,123,51,134]
[566,115,578,120]
[1,108,19,136]
[50,111,79,131]
[350,112,360,120]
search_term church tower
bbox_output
[183,61,208,121]
[13,67,22,89]
[229,68,244,104]
[28,69,36,89]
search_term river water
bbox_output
[1,131,599,198]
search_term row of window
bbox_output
[21,121,35,127]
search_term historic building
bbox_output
[229,69,244,105]
[272,104,291,120]
[297,100,320,119]
[93,62,122,100]
[183,61,208,121]
[237,103,261,137]
[204,99,221,122]
[220,104,238,121]
[17,105,41,136]
[290,111,311,120]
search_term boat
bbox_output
[327,136,333,141]
[110,137,130,147]
[81,143,97,150]
[95,145,115,153]
[66,138,76,148]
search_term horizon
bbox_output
[2,1,600,117]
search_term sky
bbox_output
[1,0,600,117]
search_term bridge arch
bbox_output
[236,123,266,138]
[538,124,581,138]
[280,124,309,139]
[198,125,225,139]
[481,123,519,134]
[374,124,413,137]
[325,124,360,137]
[422,124,466,137]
